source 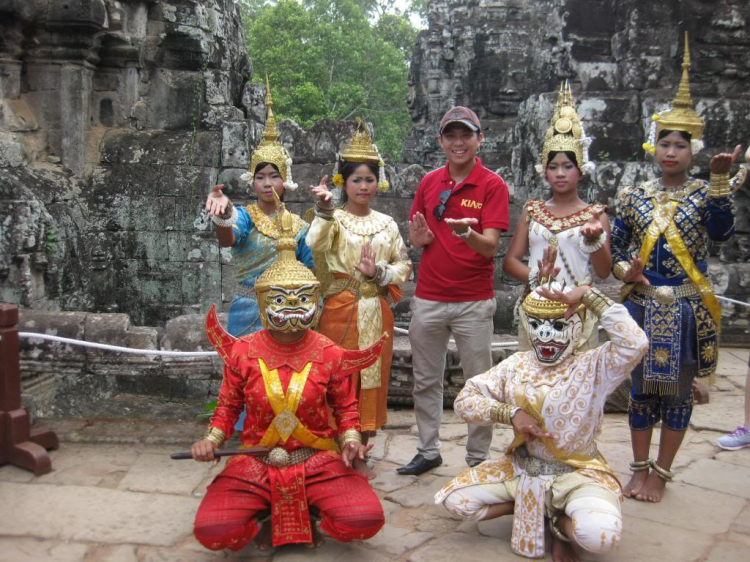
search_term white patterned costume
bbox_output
[436,288,648,558]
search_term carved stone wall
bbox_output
[0,0,253,325]
[17,308,514,415]
[405,0,750,337]
[0,0,423,327]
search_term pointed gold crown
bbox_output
[341,118,383,164]
[645,32,704,151]
[540,82,585,169]
[248,75,292,181]
[255,190,319,296]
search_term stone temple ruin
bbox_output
[1,0,749,417]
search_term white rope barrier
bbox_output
[18,332,218,357]
[19,329,519,355]
[718,295,750,308]
[392,326,519,348]
[14,297,749,358]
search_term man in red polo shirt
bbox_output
[398,107,509,476]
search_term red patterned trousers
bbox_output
[194,451,384,551]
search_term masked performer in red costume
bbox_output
[190,194,387,552]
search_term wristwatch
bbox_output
[455,226,472,239]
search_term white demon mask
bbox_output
[521,283,585,366]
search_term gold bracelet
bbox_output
[340,428,362,447]
[490,403,517,426]
[202,426,226,448]
[709,173,731,198]
[612,261,630,281]
[581,287,613,318]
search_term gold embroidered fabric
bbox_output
[437,302,648,558]
[246,203,303,240]
[306,210,411,390]
[527,200,606,234]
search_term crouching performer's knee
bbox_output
[566,497,622,554]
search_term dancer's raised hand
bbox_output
[537,246,560,284]
[710,144,742,175]
[354,243,377,278]
[310,175,332,207]
[206,184,231,217]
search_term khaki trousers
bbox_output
[408,296,496,463]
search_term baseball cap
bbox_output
[439,106,481,134]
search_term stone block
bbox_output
[0,538,89,562]
[84,312,161,376]
[145,69,201,129]
[204,69,232,106]
[679,458,750,500]
[130,196,177,231]
[180,262,203,304]
[364,523,435,556]
[216,167,251,194]
[704,534,750,562]
[117,453,213,495]
[0,482,198,546]
[407,531,516,562]
[34,443,139,488]
[138,264,183,305]
[18,309,88,374]
[157,165,217,199]
[220,121,250,168]
[621,482,746,535]
[0,132,25,168]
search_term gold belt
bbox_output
[325,276,385,299]
[261,447,321,468]
[633,282,699,305]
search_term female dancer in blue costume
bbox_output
[612,34,746,503]
[205,79,314,428]
[205,78,313,337]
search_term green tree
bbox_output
[238,0,419,160]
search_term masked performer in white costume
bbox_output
[435,282,648,562]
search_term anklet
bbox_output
[650,460,674,482]
[549,514,571,543]
[629,459,652,472]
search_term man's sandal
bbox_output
[650,460,675,482]
[629,459,652,473]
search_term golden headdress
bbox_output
[537,82,594,176]
[643,32,705,155]
[242,76,298,190]
[254,192,320,329]
[521,282,585,320]
[332,118,389,191]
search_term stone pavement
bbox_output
[1,348,749,562]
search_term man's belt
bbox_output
[325,275,385,299]
[633,282,699,305]
[261,447,321,468]
[514,444,596,477]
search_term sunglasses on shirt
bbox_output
[433,189,452,221]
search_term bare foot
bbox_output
[353,457,376,480]
[623,469,649,498]
[635,470,667,502]
[304,519,324,548]
[551,534,578,562]
[254,519,273,552]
